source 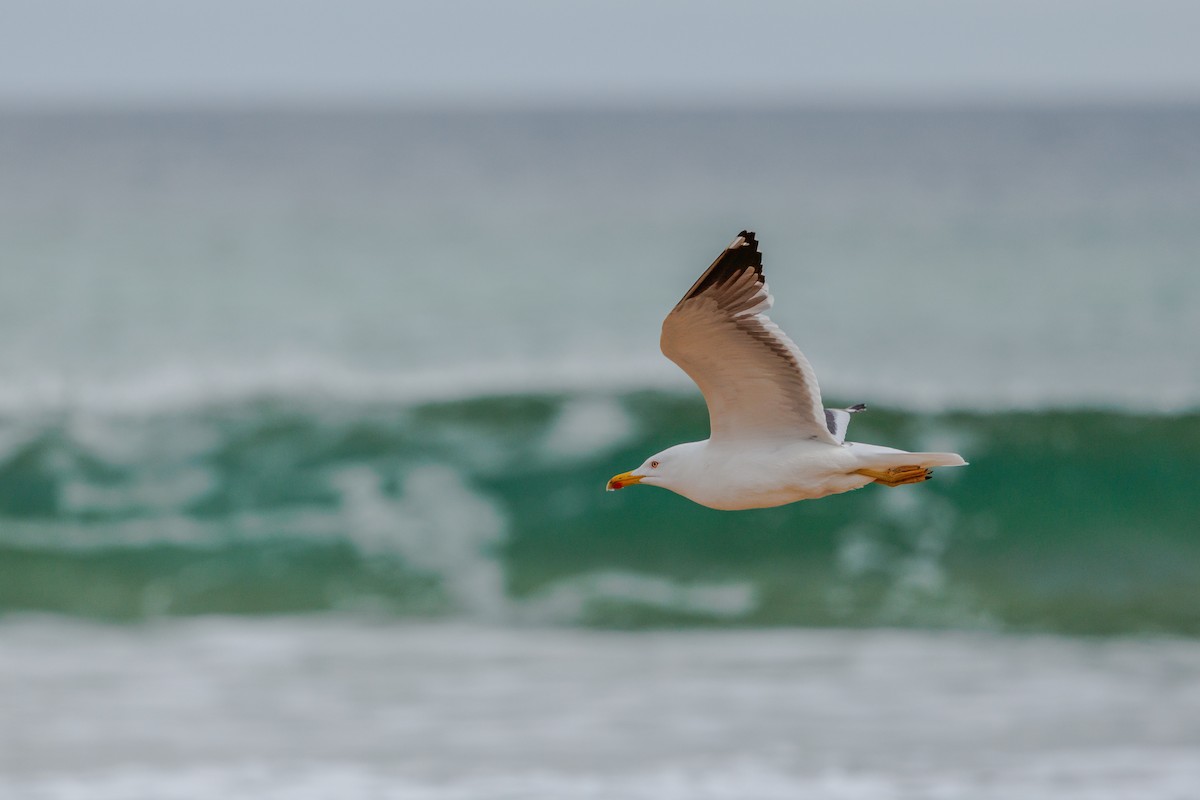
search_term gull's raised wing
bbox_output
[660,231,839,445]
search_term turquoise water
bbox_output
[1,396,1197,634]
[2,106,1199,797]
[2,107,1198,412]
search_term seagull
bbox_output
[607,231,966,510]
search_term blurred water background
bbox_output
[1,105,1199,798]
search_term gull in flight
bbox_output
[607,231,966,510]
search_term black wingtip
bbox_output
[733,231,759,256]
[677,230,764,305]
[847,403,867,413]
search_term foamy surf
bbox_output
[2,618,1197,800]
[0,355,1195,417]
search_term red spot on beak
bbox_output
[607,471,641,492]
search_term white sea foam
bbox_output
[2,619,1198,800]
[539,396,637,463]
[0,352,1194,419]
[13,758,1200,800]
[0,357,677,417]
[333,464,512,620]
[523,571,758,622]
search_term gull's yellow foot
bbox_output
[855,465,933,488]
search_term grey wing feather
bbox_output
[823,403,866,445]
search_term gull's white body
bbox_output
[630,439,964,511]
[607,231,967,510]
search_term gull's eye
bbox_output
[650,460,660,469]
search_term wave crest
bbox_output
[0,391,1196,634]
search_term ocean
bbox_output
[0,105,1198,798]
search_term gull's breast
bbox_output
[682,440,866,511]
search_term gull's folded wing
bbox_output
[660,231,838,445]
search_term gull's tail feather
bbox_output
[848,443,968,487]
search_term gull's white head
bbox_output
[606,442,699,494]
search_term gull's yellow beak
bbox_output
[606,470,644,491]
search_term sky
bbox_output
[2,0,1199,106]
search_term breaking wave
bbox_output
[0,385,1196,635]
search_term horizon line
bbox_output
[3,90,1199,116]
